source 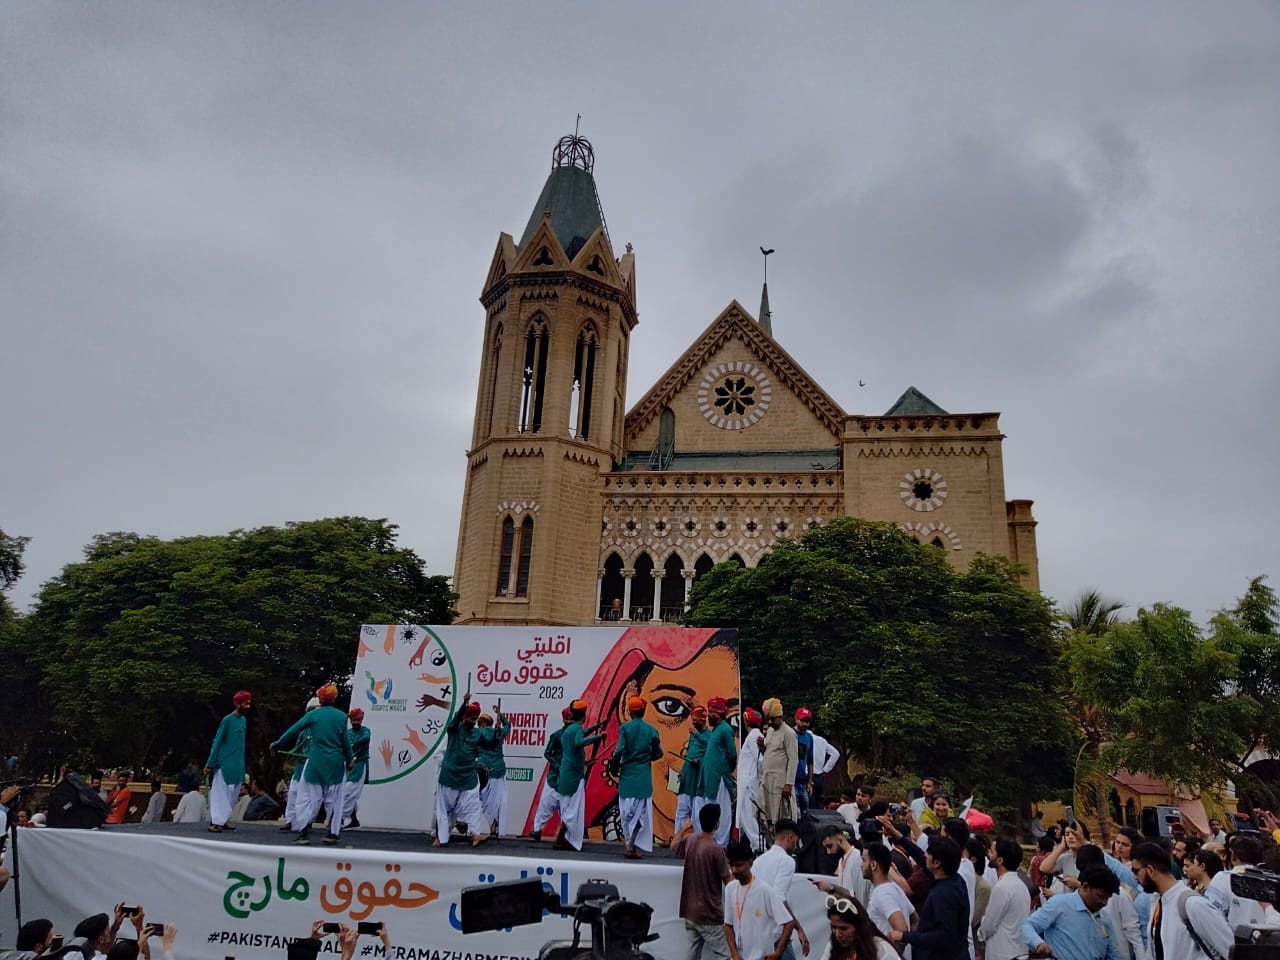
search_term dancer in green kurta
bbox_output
[271,683,353,845]
[530,706,573,840]
[613,695,663,858]
[433,681,490,847]
[674,704,710,839]
[694,695,738,845]
[475,702,512,837]
[205,689,252,833]
[280,695,319,832]
[553,698,604,851]
[339,707,371,829]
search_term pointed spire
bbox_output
[758,282,773,337]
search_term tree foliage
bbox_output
[683,518,1073,808]
[6,517,455,775]
[0,527,29,591]
[1062,576,1280,799]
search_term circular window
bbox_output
[900,469,948,512]
[696,361,773,430]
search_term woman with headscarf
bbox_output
[205,689,252,834]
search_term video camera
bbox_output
[1230,867,1280,959]
[461,877,657,960]
[0,780,35,809]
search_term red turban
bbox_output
[707,696,729,716]
[561,707,574,722]
[690,704,708,720]
[348,708,364,721]
[233,690,252,707]
[316,683,339,705]
[463,701,482,718]
[743,708,763,728]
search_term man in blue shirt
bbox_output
[1021,865,1126,960]
[888,835,969,960]
[792,708,815,817]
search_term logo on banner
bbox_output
[363,671,407,713]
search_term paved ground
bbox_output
[107,821,684,865]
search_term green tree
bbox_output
[1064,589,1125,636]
[683,518,1073,809]
[0,527,29,591]
[17,517,455,775]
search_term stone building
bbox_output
[452,134,1038,626]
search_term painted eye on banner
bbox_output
[652,696,690,720]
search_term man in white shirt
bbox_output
[1206,819,1228,846]
[1205,835,1266,933]
[908,776,940,822]
[750,820,811,960]
[723,839,796,960]
[171,784,209,823]
[862,842,917,945]
[736,708,765,853]
[1133,842,1232,960]
[807,730,838,808]
[979,838,1032,960]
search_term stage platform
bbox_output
[5,823,832,960]
[95,820,686,864]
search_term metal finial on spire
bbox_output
[760,246,775,283]
[553,117,594,172]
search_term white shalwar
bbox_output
[209,770,241,827]
[675,792,696,835]
[553,781,587,850]
[340,777,364,823]
[619,796,654,852]
[479,778,508,836]
[434,785,489,844]
[736,728,764,851]
[694,781,734,846]
[532,781,560,832]
[293,774,346,838]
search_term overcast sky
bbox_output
[3,3,1278,622]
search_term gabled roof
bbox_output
[625,301,846,442]
[885,386,948,416]
[517,164,606,259]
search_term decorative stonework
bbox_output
[621,517,641,537]
[495,500,540,516]
[650,517,671,539]
[741,517,763,538]
[696,361,773,431]
[901,521,962,551]
[899,468,948,512]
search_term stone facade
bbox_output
[452,139,1038,626]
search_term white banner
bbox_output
[12,830,832,960]
[350,625,739,843]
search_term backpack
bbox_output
[1176,889,1226,960]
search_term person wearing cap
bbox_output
[736,708,765,852]
[675,705,711,840]
[760,698,798,824]
[271,683,354,845]
[475,702,512,838]
[792,707,816,817]
[433,689,490,847]
[552,698,604,850]
[614,695,663,859]
[205,690,252,833]
[338,708,371,830]
[530,707,573,840]
[695,697,738,846]
[280,696,321,831]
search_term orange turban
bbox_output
[316,683,339,705]
[627,695,647,714]
[690,704,708,720]
[570,699,588,712]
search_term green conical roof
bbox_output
[517,164,606,258]
[885,386,948,416]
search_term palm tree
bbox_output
[1063,589,1125,844]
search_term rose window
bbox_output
[899,468,948,512]
[697,362,772,430]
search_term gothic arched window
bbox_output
[569,322,598,440]
[519,318,550,434]
[515,516,534,597]
[496,515,535,598]
[485,322,503,438]
[496,517,516,596]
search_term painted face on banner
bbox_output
[635,644,739,830]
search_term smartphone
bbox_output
[49,937,64,952]
[321,923,341,934]
[357,922,383,936]
[146,924,164,938]
[121,906,141,918]
[1063,805,1075,827]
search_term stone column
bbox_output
[650,570,665,622]
[682,569,696,610]
[621,570,635,622]
[594,568,605,622]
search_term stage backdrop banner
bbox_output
[349,625,739,841]
[14,829,832,960]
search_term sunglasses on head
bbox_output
[826,895,860,916]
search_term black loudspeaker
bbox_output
[47,773,111,829]
[795,809,847,874]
